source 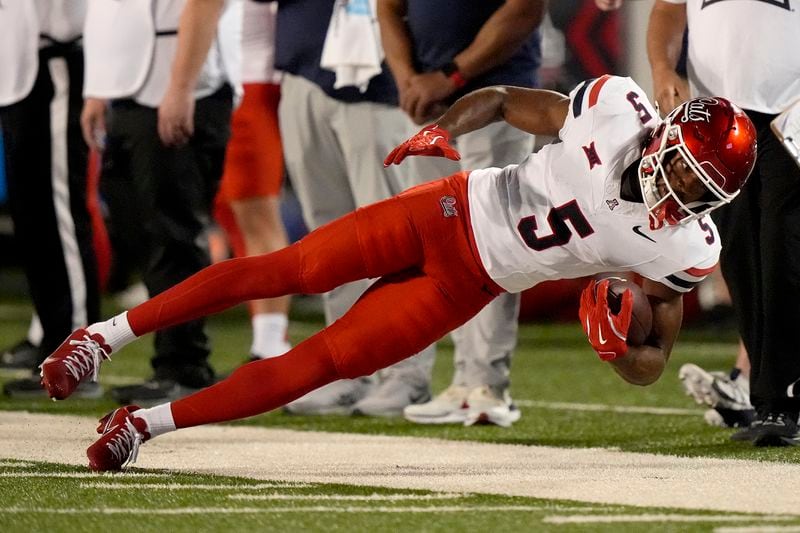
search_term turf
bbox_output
[1,293,798,531]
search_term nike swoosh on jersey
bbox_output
[632,225,657,243]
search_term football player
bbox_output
[39,75,757,471]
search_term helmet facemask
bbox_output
[638,116,741,230]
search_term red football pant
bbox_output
[126,173,504,428]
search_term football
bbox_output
[602,277,653,346]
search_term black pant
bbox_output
[0,44,100,358]
[714,110,800,415]
[102,88,232,387]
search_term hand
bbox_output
[383,124,461,167]
[402,72,457,124]
[651,67,690,117]
[80,98,108,152]
[594,0,623,11]
[158,84,195,146]
[578,279,633,361]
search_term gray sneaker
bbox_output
[284,378,373,415]
[463,385,522,428]
[679,363,755,428]
[351,377,430,417]
[3,373,103,399]
[403,385,470,425]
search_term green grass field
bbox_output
[1,293,798,532]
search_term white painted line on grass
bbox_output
[0,461,34,468]
[516,400,701,416]
[228,493,465,501]
[79,482,309,490]
[0,505,547,514]
[544,514,794,524]
[0,472,173,479]
[716,527,800,533]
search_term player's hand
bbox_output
[158,84,195,147]
[579,279,632,361]
[383,124,461,167]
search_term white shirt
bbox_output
[83,0,242,107]
[241,0,281,84]
[0,0,86,106]
[663,0,800,114]
[468,76,721,293]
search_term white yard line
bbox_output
[544,514,795,524]
[0,472,173,478]
[227,493,465,501]
[79,482,309,490]
[515,400,701,416]
[0,505,563,514]
[714,525,800,533]
[1,411,798,516]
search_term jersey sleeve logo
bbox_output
[582,141,603,169]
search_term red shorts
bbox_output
[218,83,283,201]
[296,171,505,377]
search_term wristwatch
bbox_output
[440,61,467,89]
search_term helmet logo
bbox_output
[679,97,719,124]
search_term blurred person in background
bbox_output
[648,0,800,446]
[213,0,292,361]
[79,0,242,405]
[0,0,102,399]
[378,0,546,426]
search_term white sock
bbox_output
[133,403,176,439]
[251,313,290,359]
[87,311,137,353]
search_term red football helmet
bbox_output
[638,97,757,229]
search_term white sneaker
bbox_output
[463,385,521,428]
[350,377,430,417]
[283,378,372,415]
[403,385,470,425]
[678,363,752,410]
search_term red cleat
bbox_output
[87,405,149,472]
[39,329,111,400]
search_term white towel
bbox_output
[320,0,384,93]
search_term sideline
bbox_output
[1,411,797,515]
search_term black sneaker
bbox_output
[752,412,800,447]
[730,418,764,442]
[3,373,103,399]
[0,340,42,370]
[110,378,203,407]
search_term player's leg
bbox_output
[39,188,428,399]
[86,269,496,471]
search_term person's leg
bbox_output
[218,83,291,358]
[336,101,437,415]
[1,47,100,398]
[752,114,800,421]
[404,122,531,425]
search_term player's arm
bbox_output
[384,86,568,166]
[609,279,683,386]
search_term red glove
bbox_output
[383,124,461,167]
[578,279,633,361]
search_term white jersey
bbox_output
[468,75,721,294]
[663,0,800,114]
[241,0,281,85]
